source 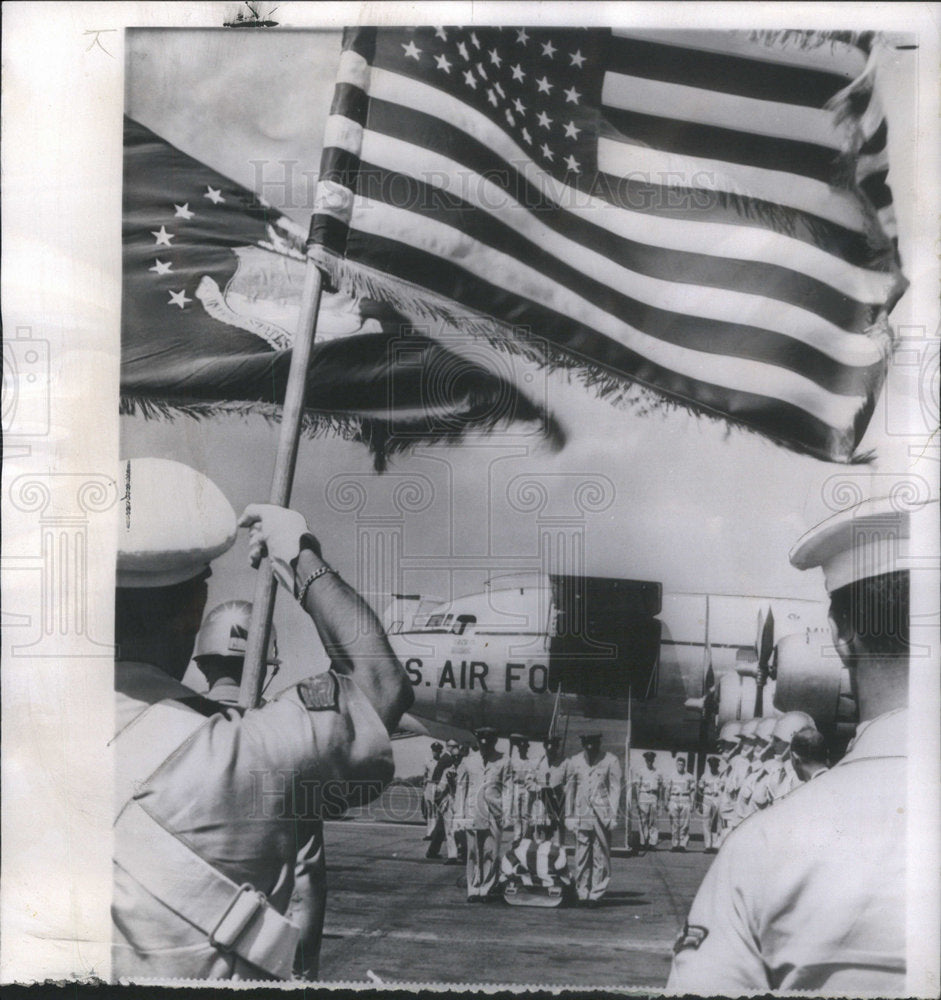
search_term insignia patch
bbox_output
[298,672,339,712]
[673,922,709,954]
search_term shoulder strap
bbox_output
[115,802,299,980]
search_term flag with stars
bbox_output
[121,116,563,471]
[309,27,907,462]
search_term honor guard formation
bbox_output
[110,457,935,992]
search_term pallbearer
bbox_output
[454,727,511,901]
[565,734,622,906]
[509,735,537,841]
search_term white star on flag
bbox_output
[513,98,525,114]
[521,127,532,144]
[204,186,225,204]
[463,69,477,88]
[168,289,191,309]
[402,40,421,60]
[151,225,174,247]
[541,40,556,58]
[564,85,581,104]
[540,143,554,161]
[564,121,580,139]
[149,259,173,275]
[487,88,498,106]
[435,53,452,73]
[433,27,447,40]
[536,111,552,129]
[569,50,585,68]
[489,49,502,67]
[564,154,580,173]
[457,41,469,60]
[511,64,525,82]
[536,76,552,94]
[470,31,480,48]
[173,203,195,220]
[516,28,529,44]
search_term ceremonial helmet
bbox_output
[755,717,778,746]
[739,718,761,742]
[194,600,280,665]
[717,721,743,745]
[772,711,816,745]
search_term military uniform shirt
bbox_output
[668,709,907,994]
[113,660,393,980]
[633,767,663,799]
[665,771,696,800]
[454,753,511,829]
[566,752,622,830]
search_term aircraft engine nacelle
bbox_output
[772,628,856,729]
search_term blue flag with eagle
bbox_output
[120,116,563,471]
[309,28,907,463]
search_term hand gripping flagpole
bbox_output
[239,259,325,709]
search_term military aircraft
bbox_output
[385,572,858,755]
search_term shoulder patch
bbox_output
[298,672,339,712]
[673,922,709,954]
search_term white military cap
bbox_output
[790,496,939,593]
[117,457,237,588]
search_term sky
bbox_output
[121,28,932,702]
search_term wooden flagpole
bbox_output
[239,259,325,709]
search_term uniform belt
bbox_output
[114,802,300,980]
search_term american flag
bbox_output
[309,28,907,462]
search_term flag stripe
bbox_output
[607,33,864,107]
[354,151,884,372]
[597,138,868,232]
[601,70,848,149]
[602,106,848,187]
[345,199,875,428]
[320,228,867,458]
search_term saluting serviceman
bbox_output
[565,734,622,906]
[112,458,412,981]
[453,727,511,901]
[191,601,324,981]
[632,751,663,849]
[669,496,937,994]
[734,717,777,825]
[714,721,743,847]
[697,756,723,853]
[722,717,761,833]
[422,743,444,838]
[751,711,816,811]
[665,755,696,851]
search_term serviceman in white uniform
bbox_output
[631,750,663,849]
[453,726,511,901]
[669,496,937,994]
[422,742,444,838]
[751,711,816,811]
[509,736,537,841]
[565,734,622,905]
[697,756,723,853]
[734,716,777,825]
[714,721,743,847]
[722,717,761,833]
[665,755,696,851]
[112,458,413,981]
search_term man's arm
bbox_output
[240,504,413,733]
